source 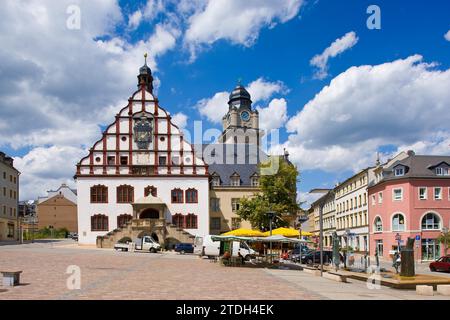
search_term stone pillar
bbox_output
[400,237,415,277]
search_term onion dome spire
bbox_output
[228,78,252,109]
[137,52,154,93]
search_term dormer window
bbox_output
[251,177,259,187]
[394,167,404,176]
[250,173,259,187]
[436,167,449,176]
[230,174,240,186]
[211,174,221,187]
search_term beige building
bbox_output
[37,183,78,232]
[206,83,263,234]
[308,190,335,248]
[209,187,256,234]
[0,151,19,241]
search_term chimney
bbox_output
[407,150,415,157]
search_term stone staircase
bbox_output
[96,218,195,249]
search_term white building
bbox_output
[75,59,209,245]
[335,169,371,252]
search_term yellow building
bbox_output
[37,184,78,232]
[0,151,19,241]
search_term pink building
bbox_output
[368,152,450,261]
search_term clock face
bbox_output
[240,111,250,122]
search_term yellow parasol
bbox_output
[221,228,265,237]
[263,227,313,237]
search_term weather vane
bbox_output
[144,52,148,65]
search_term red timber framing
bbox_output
[102,135,107,174]
[167,114,171,174]
[128,99,133,174]
[154,99,159,175]
[74,90,208,178]
[115,114,120,174]
[180,135,184,174]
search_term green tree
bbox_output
[437,229,450,255]
[236,157,300,230]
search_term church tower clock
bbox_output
[219,81,262,146]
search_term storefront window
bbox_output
[421,239,440,261]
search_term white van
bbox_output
[194,235,256,260]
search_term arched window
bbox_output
[171,188,183,203]
[421,212,441,230]
[91,214,108,231]
[117,185,134,203]
[392,213,405,231]
[117,214,132,228]
[374,216,383,232]
[90,185,108,203]
[185,214,198,229]
[144,186,157,197]
[185,188,198,203]
[172,213,184,228]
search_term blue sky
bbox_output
[0,0,449,202]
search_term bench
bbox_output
[302,266,321,276]
[436,285,450,296]
[416,285,434,296]
[323,271,348,283]
[1,271,22,287]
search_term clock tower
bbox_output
[219,81,262,146]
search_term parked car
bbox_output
[294,250,333,265]
[289,246,312,260]
[194,235,256,260]
[175,243,194,254]
[114,236,161,253]
[429,256,450,272]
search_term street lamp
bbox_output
[309,188,330,277]
[267,211,275,263]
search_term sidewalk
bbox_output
[264,268,450,300]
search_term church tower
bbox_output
[218,81,262,146]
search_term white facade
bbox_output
[335,169,371,252]
[76,64,209,245]
[77,177,209,244]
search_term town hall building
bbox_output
[75,57,209,246]
[75,56,271,247]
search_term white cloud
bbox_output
[0,0,181,199]
[196,92,230,123]
[128,10,143,30]
[14,146,87,200]
[171,112,188,130]
[310,31,358,79]
[127,0,164,30]
[196,78,287,124]
[185,0,303,59]
[282,55,450,172]
[297,192,323,209]
[247,78,287,102]
[445,30,450,41]
[257,98,288,131]
[148,24,181,57]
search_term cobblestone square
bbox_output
[0,240,449,300]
